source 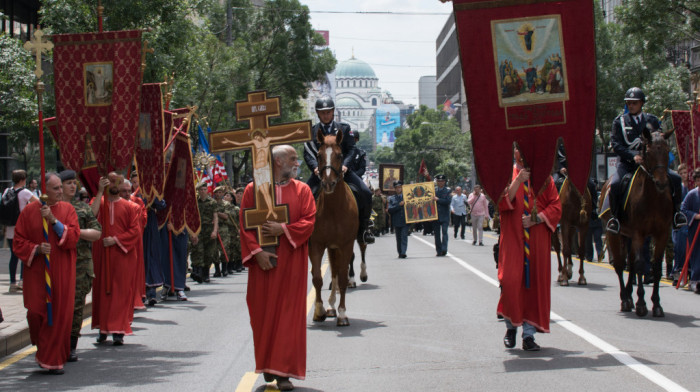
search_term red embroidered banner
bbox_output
[157,133,201,236]
[52,30,142,174]
[163,107,191,161]
[671,109,700,183]
[135,83,166,205]
[46,116,101,196]
[451,0,596,199]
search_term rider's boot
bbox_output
[670,172,688,228]
[606,184,621,234]
[357,218,375,244]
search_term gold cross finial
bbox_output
[23,27,53,78]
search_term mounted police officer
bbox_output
[304,96,375,244]
[606,87,687,234]
[348,132,367,178]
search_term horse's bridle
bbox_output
[318,164,342,180]
[640,142,669,192]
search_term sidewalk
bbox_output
[0,247,93,358]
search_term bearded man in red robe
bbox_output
[14,173,81,374]
[498,147,561,351]
[90,173,142,345]
[240,145,316,391]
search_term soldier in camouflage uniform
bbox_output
[59,170,102,362]
[371,188,386,236]
[212,186,233,277]
[224,189,243,273]
[189,183,219,283]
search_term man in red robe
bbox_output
[119,178,147,311]
[497,147,561,351]
[90,173,142,345]
[240,145,316,391]
[13,173,81,374]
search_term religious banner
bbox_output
[671,107,700,183]
[403,182,438,224]
[135,83,166,206]
[450,0,596,200]
[379,163,404,193]
[157,132,201,236]
[209,91,312,247]
[46,117,101,195]
[52,30,143,173]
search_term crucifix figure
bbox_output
[210,91,311,247]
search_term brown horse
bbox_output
[552,177,592,286]
[309,129,358,326]
[599,128,673,317]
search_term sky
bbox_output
[299,0,455,107]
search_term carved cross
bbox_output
[23,28,53,78]
[210,91,311,247]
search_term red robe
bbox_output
[130,195,147,310]
[241,179,316,380]
[497,167,561,332]
[13,201,80,369]
[92,198,142,335]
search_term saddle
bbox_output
[599,171,635,219]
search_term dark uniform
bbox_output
[607,87,685,233]
[227,202,242,273]
[433,175,452,256]
[388,181,408,258]
[190,194,218,282]
[371,193,386,235]
[304,96,374,244]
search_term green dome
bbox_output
[336,97,363,108]
[336,57,377,79]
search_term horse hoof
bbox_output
[313,314,327,322]
[635,304,648,317]
[566,264,573,280]
[326,308,337,318]
[578,277,587,285]
[652,306,665,317]
[348,281,357,289]
[559,279,569,286]
[360,273,368,283]
[337,317,350,327]
[620,300,632,312]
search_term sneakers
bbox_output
[606,217,620,234]
[8,283,21,293]
[160,287,169,302]
[472,240,477,245]
[176,290,188,301]
[503,329,516,348]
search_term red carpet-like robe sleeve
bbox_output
[92,199,142,335]
[497,166,561,333]
[14,201,80,369]
[130,195,148,310]
[241,180,316,380]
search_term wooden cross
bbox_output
[23,28,53,78]
[210,91,312,247]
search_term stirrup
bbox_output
[606,217,620,234]
[674,212,688,228]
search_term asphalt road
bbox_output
[1,229,698,392]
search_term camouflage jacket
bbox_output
[70,199,101,278]
[197,196,218,233]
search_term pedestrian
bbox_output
[432,174,451,256]
[90,174,143,345]
[120,179,148,311]
[468,185,490,246]
[371,188,386,236]
[606,87,686,234]
[13,173,80,374]
[189,182,219,283]
[213,185,233,277]
[450,186,468,240]
[585,181,604,263]
[223,190,242,274]
[303,96,374,244]
[681,168,700,292]
[388,181,408,258]
[159,218,189,301]
[672,164,690,282]
[28,178,41,198]
[240,145,316,391]
[4,169,39,292]
[59,170,102,362]
[498,147,561,351]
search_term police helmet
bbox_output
[624,87,645,103]
[315,96,335,111]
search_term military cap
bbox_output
[434,174,446,180]
[213,185,226,193]
[393,180,403,187]
[58,170,77,182]
[196,180,208,189]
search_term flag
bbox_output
[418,159,431,181]
[52,30,143,174]
[451,0,596,199]
[135,83,166,206]
[212,156,228,183]
[443,99,457,118]
[197,124,211,154]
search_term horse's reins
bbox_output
[318,164,342,179]
[639,142,670,191]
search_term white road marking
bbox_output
[412,235,689,392]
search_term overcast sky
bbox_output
[299,0,455,106]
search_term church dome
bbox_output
[335,57,377,79]
[336,97,363,108]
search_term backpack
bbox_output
[0,187,24,226]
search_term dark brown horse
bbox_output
[309,129,358,326]
[553,177,592,286]
[599,128,674,317]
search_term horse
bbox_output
[599,128,674,317]
[552,177,592,286]
[309,129,358,326]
